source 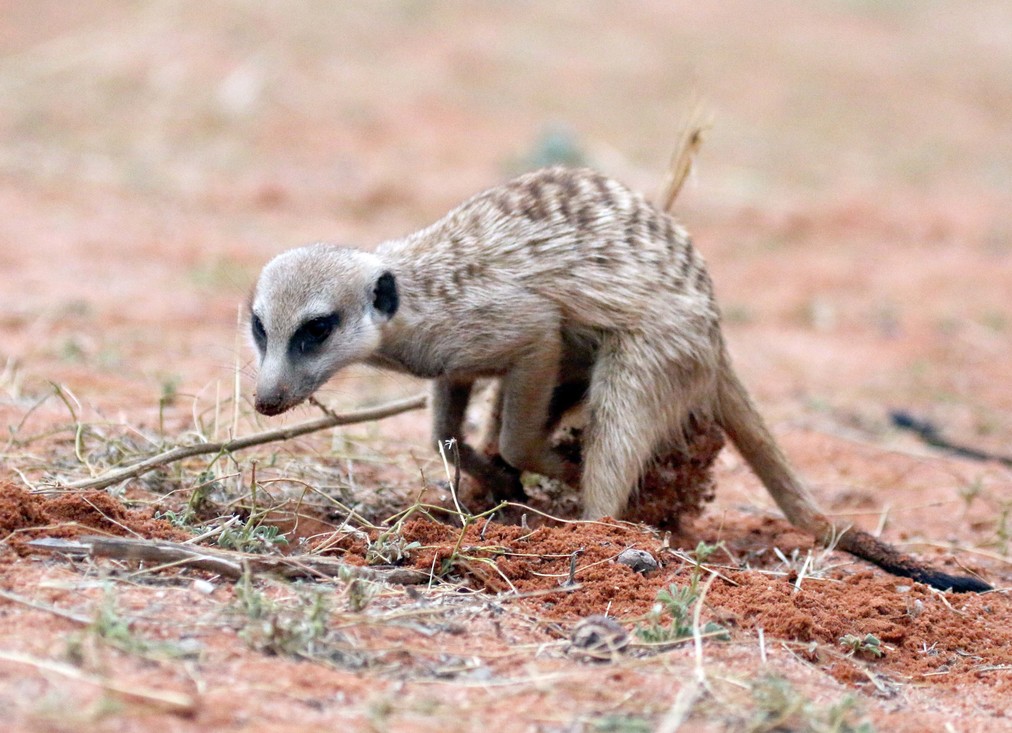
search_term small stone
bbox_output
[463,666,494,682]
[616,548,659,573]
[570,615,629,661]
[192,579,216,595]
[177,637,203,657]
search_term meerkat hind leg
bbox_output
[580,338,704,519]
[482,330,592,480]
[482,378,589,450]
[497,334,571,480]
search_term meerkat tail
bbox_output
[715,365,991,593]
[714,367,835,540]
[831,527,991,593]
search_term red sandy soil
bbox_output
[1,483,1009,731]
[2,2,1011,731]
[0,483,187,553]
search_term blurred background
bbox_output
[1,0,1010,461]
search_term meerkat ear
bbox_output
[373,271,399,319]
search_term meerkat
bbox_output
[249,166,989,593]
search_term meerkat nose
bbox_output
[254,387,290,416]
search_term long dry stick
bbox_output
[45,393,428,493]
[28,535,431,584]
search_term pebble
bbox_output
[616,548,659,573]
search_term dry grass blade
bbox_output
[0,588,91,625]
[692,573,718,686]
[656,680,703,733]
[44,392,428,492]
[0,649,196,715]
[28,535,430,584]
[656,102,713,215]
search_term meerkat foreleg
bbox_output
[431,377,475,448]
[480,381,505,455]
[431,377,523,499]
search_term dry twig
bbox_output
[43,393,428,493]
[28,535,430,584]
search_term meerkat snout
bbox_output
[249,243,398,416]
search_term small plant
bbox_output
[365,529,421,566]
[217,521,288,553]
[159,375,181,405]
[634,582,727,645]
[210,465,287,552]
[990,501,1011,557]
[233,573,330,658]
[748,675,804,730]
[656,583,698,628]
[66,585,192,662]
[339,565,379,612]
[686,540,724,590]
[839,633,885,659]
[154,471,223,530]
[90,587,137,650]
[957,477,984,517]
[187,471,219,516]
[156,508,198,531]
[824,696,875,733]
[747,675,874,733]
[690,540,723,565]
[590,714,652,733]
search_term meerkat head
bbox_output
[248,243,398,416]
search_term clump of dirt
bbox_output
[388,514,814,624]
[0,480,187,555]
[551,419,724,529]
[452,417,723,528]
[627,421,725,529]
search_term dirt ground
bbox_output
[1,2,1010,731]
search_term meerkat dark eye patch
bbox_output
[289,313,340,356]
[251,313,267,351]
[373,271,398,318]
